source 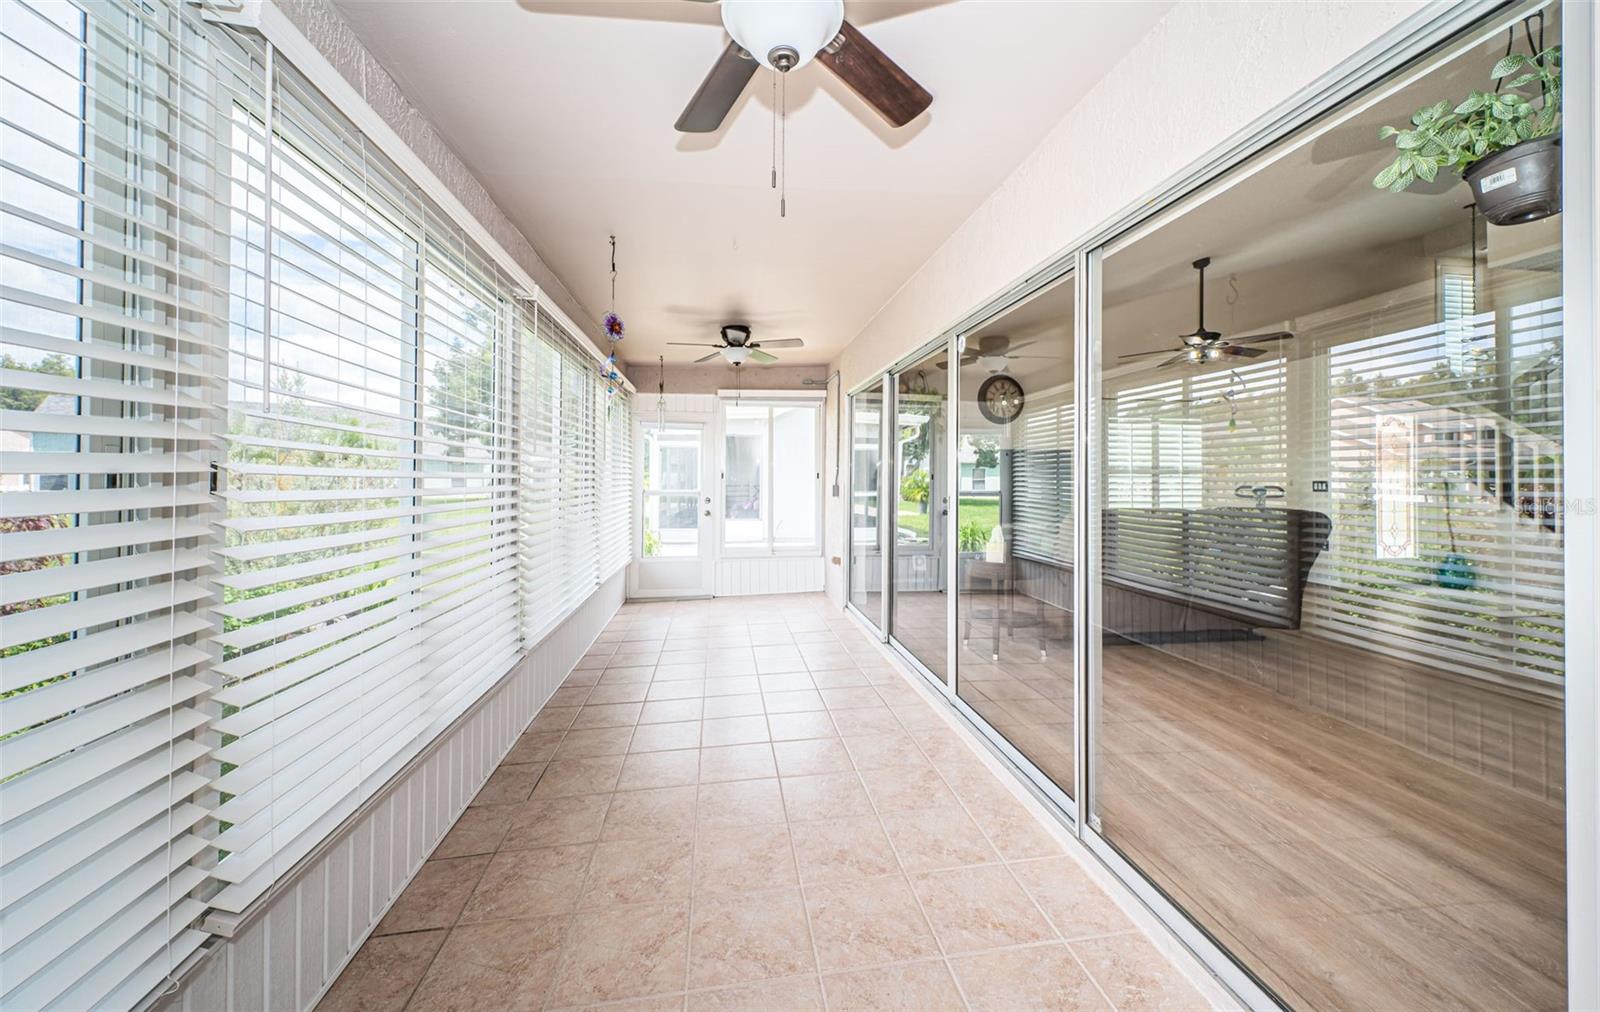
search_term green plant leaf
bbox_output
[1373,162,1402,189]
[1414,158,1438,183]
[1491,52,1529,78]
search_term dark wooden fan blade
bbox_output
[754,338,804,348]
[750,349,778,363]
[1220,345,1268,358]
[667,342,723,347]
[815,20,931,127]
[1228,330,1294,345]
[676,41,758,133]
[1118,348,1178,361]
[694,351,722,363]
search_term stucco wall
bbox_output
[823,0,1428,606]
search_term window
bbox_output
[1010,394,1075,567]
[211,49,531,915]
[1,0,631,1002]
[599,385,634,579]
[720,400,821,553]
[1374,411,1418,558]
[1,0,219,1004]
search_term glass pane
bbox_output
[645,426,699,492]
[724,404,767,545]
[1089,8,1565,1007]
[849,388,883,620]
[643,426,700,557]
[892,347,949,681]
[956,275,1076,797]
[644,494,699,557]
[773,404,819,546]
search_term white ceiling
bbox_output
[331,0,1171,366]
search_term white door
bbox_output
[633,422,714,598]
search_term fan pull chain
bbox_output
[770,72,777,189]
[780,71,787,218]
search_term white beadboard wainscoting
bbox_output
[153,572,625,1012]
[713,555,826,596]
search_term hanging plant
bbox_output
[1374,30,1561,225]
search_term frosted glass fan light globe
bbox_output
[722,346,752,365]
[721,0,844,72]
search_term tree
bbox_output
[972,437,1000,470]
[1,353,73,411]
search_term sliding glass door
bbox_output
[849,384,886,624]
[954,275,1078,799]
[1086,4,1567,1007]
[842,4,1574,1008]
[890,344,951,681]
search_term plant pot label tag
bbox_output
[1478,166,1519,194]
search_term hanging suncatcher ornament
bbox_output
[601,235,626,399]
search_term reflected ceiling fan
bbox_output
[1119,258,1293,369]
[668,324,803,365]
[935,335,1055,371]
[674,0,932,132]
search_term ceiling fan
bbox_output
[668,324,804,365]
[675,0,932,133]
[1118,257,1294,369]
[936,334,1055,371]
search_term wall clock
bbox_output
[977,374,1025,425]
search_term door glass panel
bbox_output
[643,425,700,557]
[957,275,1076,796]
[849,388,884,621]
[1089,7,1565,1007]
[892,347,949,681]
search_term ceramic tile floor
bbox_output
[318,594,1211,1012]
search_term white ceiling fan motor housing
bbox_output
[721,0,844,72]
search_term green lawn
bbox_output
[896,496,1000,546]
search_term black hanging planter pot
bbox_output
[1463,134,1562,225]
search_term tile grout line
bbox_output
[363,602,1180,1011]
[854,693,973,1011]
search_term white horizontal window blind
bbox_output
[1305,299,1565,684]
[210,42,524,913]
[517,304,562,643]
[1,0,220,1005]
[4,0,630,998]
[547,307,599,619]
[599,386,632,580]
[1010,391,1074,567]
[1100,360,1296,623]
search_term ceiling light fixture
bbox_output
[721,0,844,219]
[720,0,843,72]
[721,346,752,366]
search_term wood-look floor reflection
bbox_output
[922,588,1564,1011]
